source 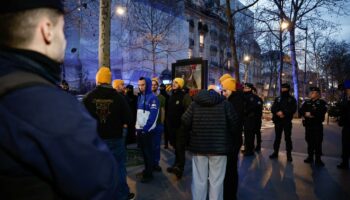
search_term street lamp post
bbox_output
[278,20,289,96]
[243,55,251,83]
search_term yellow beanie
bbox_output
[219,73,232,83]
[173,78,185,89]
[112,79,124,89]
[96,67,112,84]
[221,78,236,91]
[152,77,159,85]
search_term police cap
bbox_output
[244,83,254,89]
[309,86,320,92]
[0,0,64,14]
[281,83,290,89]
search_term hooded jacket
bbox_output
[83,84,132,139]
[0,48,118,199]
[135,77,160,133]
[181,90,238,154]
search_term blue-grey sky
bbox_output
[248,0,350,43]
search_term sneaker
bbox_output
[337,163,349,169]
[315,159,325,167]
[127,193,135,200]
[304,157,314,164]
[173,167,183,179]
[153,165,162,172]
[287,153,293,162]
[140,175,153,183]
[269,152,278,159]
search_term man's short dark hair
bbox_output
[0,8,62,47]
[139,77,145,81]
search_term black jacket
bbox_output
[271,93,297,123]
[227,91,244,131]
[83,85,131,139]
[167,89,191,129]
[299,98,327,126]
[181,90,238,155]
[338,96,350,127]
[0,48,119,199]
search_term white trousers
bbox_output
[191,155,227,200]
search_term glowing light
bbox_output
[116,6,126,16]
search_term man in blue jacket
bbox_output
[136,77,160,183]
[0,1,120,199]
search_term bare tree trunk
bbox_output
[98,0,111,68]
[268,68,273,97]
[152,41,156,76]
[225,0,240,83]
[289,28,299,114]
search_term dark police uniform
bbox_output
[270,83,297,161]
[243,83,262,155]
[253,91,263,152]
[299,87,327,165]
[338,87,350,169]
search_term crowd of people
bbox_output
[1,1,350,200]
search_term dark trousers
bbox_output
[163,121,169,147]
[244,129,255,153]
[273,121,293,153]
[305,124,323,158]
[224,153,238,200]
[342,127,350,165]
[255,119,262,148]
[170,127,186,170]
[138,132,154,177]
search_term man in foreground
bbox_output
[0,1,120,199]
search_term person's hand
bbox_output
[277,111,284,118]
[305,112,312,118]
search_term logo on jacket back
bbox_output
[93,99,113,123]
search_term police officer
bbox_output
[299,87,327,166]
[252,86,263,152]
[242,83,263,156]
[337,80,350,169]
[270,83,297,162]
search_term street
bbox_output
[126,118,350,200]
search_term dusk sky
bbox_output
[248,0,350,43]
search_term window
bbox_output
[199,34,204,48]
[188,48,193,58]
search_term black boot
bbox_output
[255,144,261,152]
[287,152,293,162]
[337,162,349,169]
[315,157,325,167]
[304,156,314,164]
[269,152,278,159]
[173,166,183,179]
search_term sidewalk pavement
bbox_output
[126,120,350,200]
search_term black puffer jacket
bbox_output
[181,90,238,155]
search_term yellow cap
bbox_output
[221,78,236,91]
[96,67,112,84]
[173,78,185,89]
[219,73,232,83]
[152,77,159,85]
[112,79,124,89]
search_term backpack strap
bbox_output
[0,71,55,98]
